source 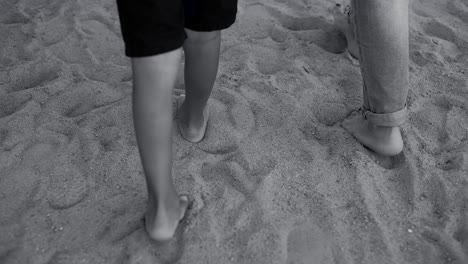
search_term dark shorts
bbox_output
[116,0,238,57]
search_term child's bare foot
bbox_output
[145,195,189,241]
[332,3,360,60]
[177,94,209,143]
[342,111,404,156]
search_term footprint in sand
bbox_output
[66,100,97,118]
[372,155,416,214]
[124,226,185,264]
[35,15,72,47]
[199,154,275,250]
[224,201,266,252]
[0,7,30,25]
[93,121,124,152]
[0,168,40,225]
[454,221,468,256]
[246,46,287,75]
[409,29,449,67]
[95,201,143,243]
[447,0,468,26]
[410,0,443,18]
[199,151,275,242]
[46,83,126,118]
[436,150,467,171]
[82,62,132,85]
[421,230,465,263]
[22,138,61,165]
[47,164,88,210]
[49,32,96,65]
[410,49,445,67]
[237,2,347,54]
[0,92,32,119]
[412,96,468,172]
[19,0,65,22]
[201,151,276,199]
[264,4,347,55]
[411,4,431,18]
[5,58,61,92]
[419,176,450,228]
[411,97,452,153]
[372,151,407,170]
[422,19,467,62]
[286,223,334,264]
[193,88,255,155]
[445,105,468,143]
[78,16,126,66]
[47,250,106,264]
[0,222,24,261]
[47,251,106,264]
[235,3,276,40]
[451,185,468,257]
[201,160,252,198]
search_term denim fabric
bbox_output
[353,0,409,127]
[361,105,407,127]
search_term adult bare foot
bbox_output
[177,94,209,143]
[145,195,189,241]
[332,3,360,60]
[342,111,404,156]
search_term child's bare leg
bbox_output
[178,29,221,142]
[131,49,188,241]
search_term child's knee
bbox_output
[185,29,220,44]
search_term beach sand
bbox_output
[1,0,467,263]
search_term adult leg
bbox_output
[342,0,409,156]
[332,3,359,59]
[132,49,188,241]
[178,29,221,142]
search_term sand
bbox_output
[1,0,467,263]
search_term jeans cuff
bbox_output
[361,105,407,127]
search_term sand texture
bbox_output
[1,0,468,263]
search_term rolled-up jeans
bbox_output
[352,0,409,127]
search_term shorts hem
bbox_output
[184,15,237,32]
[125,44,184,58]
[124,33,186,58]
